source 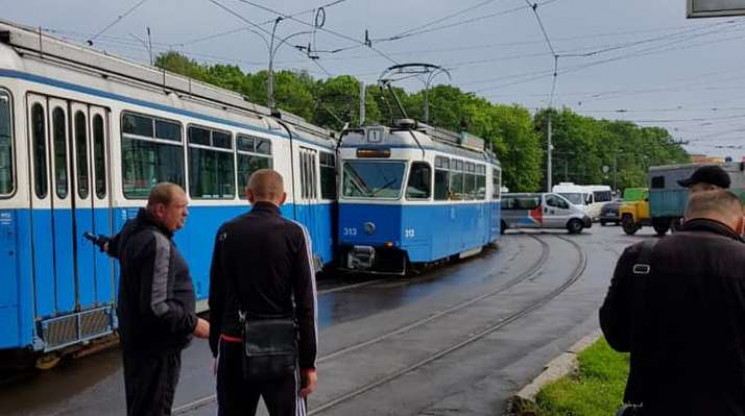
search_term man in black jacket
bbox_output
[600,190,745,415]
[109,183,210,416]
[209,169,318,416]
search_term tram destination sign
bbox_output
[688,0,745,18]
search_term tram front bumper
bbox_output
[341,245,407,274]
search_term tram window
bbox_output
[434,169,449,201]
[189,147,235,199]
[477,173,486,200]
[122,113,154,137]
[464,173,476,200]
[406,162,431,200]
[651,176,665,189]
[32,104,48,198]
[93,115,107,199]
[155,119,182,142]
[237,134,273,199]
[213,131,232,149]
[450,171,464,200]
[256,139,271,155]
[52,107,68,199]
[75,111,89,199]
[237,135,255,152]
[0,92,13,196]
[492,168,501,199]
[188,126,211,146]
[121,112,185,198]
[435,156,449,170]
[320,151,336,200]
[188,126,235,199]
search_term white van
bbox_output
[500,193,592,234]
[551,183,610,220]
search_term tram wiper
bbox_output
[370,179,397,197]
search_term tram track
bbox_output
[173,234,560,415]
[309,234,586,415]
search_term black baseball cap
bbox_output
[677,165,731,189]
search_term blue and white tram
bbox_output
[337,120,502,274]
[0,21,336,367]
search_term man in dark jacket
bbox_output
[109,183,210,416]
[209,169,318,416]
[600,189,745,415]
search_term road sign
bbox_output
[688,0,745,18]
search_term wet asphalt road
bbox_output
[0,225,658,416]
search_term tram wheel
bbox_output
[35,353,61,370]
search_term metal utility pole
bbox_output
[146,27,153,66]
[547,111,553,191]
[267,17,282,112]
[359,81,366,127]
[613,152,618,192]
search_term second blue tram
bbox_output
[337,120,502,274]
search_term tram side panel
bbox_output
[0,82,33,355]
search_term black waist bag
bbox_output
[241,318,298,382]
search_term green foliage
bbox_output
[535,108,689,191]
[533,338,629,416]
[155,51,688,193]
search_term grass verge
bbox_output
[528,338,629,416]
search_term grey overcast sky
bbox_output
[3,0,745,158]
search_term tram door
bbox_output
[27,94,113,319]
[298,147,321,269]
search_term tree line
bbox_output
[156,52,689,193]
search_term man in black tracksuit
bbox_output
[600,190,745,415]
[209,169,318,416]
[109,183,210,416]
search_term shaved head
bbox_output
[246,169,286,206]
[685,190,743,233]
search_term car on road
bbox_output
[501,192,592,234]
[599,201,622,226]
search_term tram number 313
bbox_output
[404,228,416,239]
[343,227,358,236]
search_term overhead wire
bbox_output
[87,0,151,45]
[382,0,512,40]
[474,21,745,95]
[176,0,351,47]
[233,0,400,65]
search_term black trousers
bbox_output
[122,350,182,416]
[217,341,306,416]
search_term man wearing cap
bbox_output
[677,164,731,192]
[600,189,745,414]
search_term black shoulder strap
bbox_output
[632,240,657,276]
[627,239,657,405]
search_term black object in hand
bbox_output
[83,232,111,252]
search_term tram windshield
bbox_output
[343,161,406,199]
[558,192,585,205]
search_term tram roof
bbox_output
[0,19,335,144]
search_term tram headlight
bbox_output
[364,221,376,235]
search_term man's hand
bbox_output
[192,318,210,339]
[299,368,317,398]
